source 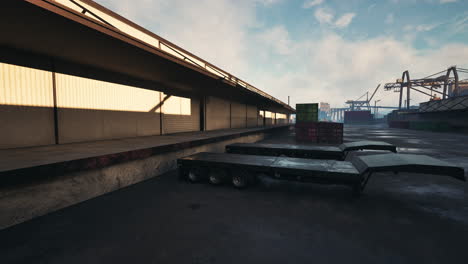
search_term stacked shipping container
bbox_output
[296,103,318,122]
[295,103,343,144]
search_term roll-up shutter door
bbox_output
[231,101,246,128]
[205,96,230,130]
[246,105,257,127]
[162,94,200,134]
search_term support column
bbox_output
[51,58,59,145]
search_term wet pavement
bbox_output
[1,124,467,264]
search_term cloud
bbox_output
[257,0,284,6]
[404,23,439,32]
[335,13,356,28]
[254,32,468,107]
[313,8,355,28]
[257,26,293,55]
[314,7,334,24]
[303,0,324,8]
[96,0,265,78]
[452,13,468,34]
[385,13,394,24]
[440,0,457,3]
[416,24,439,31]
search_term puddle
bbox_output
[405,139,431,145]
[344,134,364,137]
[397,147,436,154]
[373,135,404,139]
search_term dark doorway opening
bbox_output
[199,96,205,131]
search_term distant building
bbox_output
[320,102,331,113]
[319,102,331,121]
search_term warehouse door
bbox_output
[162,94,200,134]
[205,96,230,130]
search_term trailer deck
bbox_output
[178,152,465,196]
[352,153,466,181]
[226,140,397,160]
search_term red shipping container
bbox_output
[295,122,343,143]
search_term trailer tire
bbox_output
[209,169,227,185]
[232,170,250,189]
[188,168,205,183]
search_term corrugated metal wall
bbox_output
[55,73,162,144]
[1,60,279,149]
[162,94,200,134]
[0,62,55,148]
[205,96,230,130]
[246,105,257,127]
[230,101,246,128]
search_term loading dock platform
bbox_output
[0,125,289,230]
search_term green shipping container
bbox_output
[296,103,318,113]
[296,112,318,122]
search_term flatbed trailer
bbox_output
[177,152,465,197]
[225,141,397,161]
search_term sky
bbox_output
[96,0,468,109]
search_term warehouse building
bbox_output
[0,0,294,229]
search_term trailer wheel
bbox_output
[209,169,227,185]
[188,168,206,183]
[232,170,250,189]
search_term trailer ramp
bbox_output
[339,141,397,153]
[353,153,466,181]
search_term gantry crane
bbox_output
[384,66,468,110]
[345,84,381,111]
